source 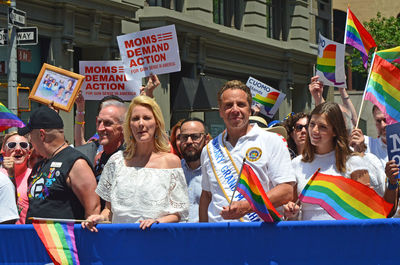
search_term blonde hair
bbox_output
[123,95,170,160]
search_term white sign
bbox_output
[246,76,286,118]
[79,61,141,101]
[8,7,26,27]
[117,24,181,80]
[0,28,8,46]
[16,27,38,45]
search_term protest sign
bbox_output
[246,77,286,118]
[117,24,181,80]
[79,61,141,101]
[387,122,400,165]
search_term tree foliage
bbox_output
[347,12,400,74]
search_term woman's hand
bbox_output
[283,201,300,220]
[385,160,399,186]
[81,214,106,232]
[139,218,159,230]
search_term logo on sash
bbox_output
[246,147,262,162]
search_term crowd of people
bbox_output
[0,74,398,229]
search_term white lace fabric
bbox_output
[96,151,189,223]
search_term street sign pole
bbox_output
[7,0,18,117]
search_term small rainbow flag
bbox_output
[253,92,280,113]
[316,33,346,88]
[365,54,400,125]
[33,220,80,265]
[299,170,393,220]
[236,163,282,222]
[376,46,400,64]
[344,8,377,69]
[0,102,25,132]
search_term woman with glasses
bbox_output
[83,96,189,231]
[284,102,397,220]
[283,112,309,159]
[1,132,32,224]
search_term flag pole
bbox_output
[229,157,246,208]
[355,47,378,128]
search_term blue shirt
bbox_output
[181,159,202,222]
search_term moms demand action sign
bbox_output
[117,25,181,80]
[79,61,141,101]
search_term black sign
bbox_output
[8,7,26,27]
[16,27,38,45]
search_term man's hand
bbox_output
[283,201,300,220]
[2,156,15,177]
[309,75,325,105]
[75,91,85,112]
[349,128,366,153]
[220,200,252,220]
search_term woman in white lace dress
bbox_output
[83,96,189,231]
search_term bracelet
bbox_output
[388,181,398,190]
[75,121,85,125]
[76,111,85,115]
[342,96,350,100]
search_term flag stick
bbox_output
[355,47,378,128]
[312,64,316,76]
[29,217,111,224]
[229,157,246,208]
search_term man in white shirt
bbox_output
[199,80,295,222]
[179,118,209,222]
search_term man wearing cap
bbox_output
[19,106,100,222]
[199,80,295,222]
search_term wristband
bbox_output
[76,111,85,115]
[75,121,85,125]
[342,96,350,100]
[388,181,398,190]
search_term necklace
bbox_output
[50,142,66,159]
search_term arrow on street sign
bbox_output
[0,28,8,46]
[8,7,26,27]
[16,27,38,45]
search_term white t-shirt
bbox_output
[201,124,295,222]
[293,151,386,220]
[96,151,189,223]
[365,136,387,169]
[0,172,19,223]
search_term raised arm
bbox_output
[74,92,87,146]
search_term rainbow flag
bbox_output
[344,8,377,69]
[316,33,346,88]
[376,46,400,64]
[365,54,400,124]
[253,92,279,112]
[236,163,282,222]
[0,102,25,132]
[33,220,80,265]
[299,170,393,220]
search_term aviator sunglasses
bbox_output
[6,142,30,150]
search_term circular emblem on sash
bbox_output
[246,147,262,162]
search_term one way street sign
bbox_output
[0,28,8,46]
[8,7,26,27]
[16,27,38,45]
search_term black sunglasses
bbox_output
[6,142,30,149]
[293,124,308,132]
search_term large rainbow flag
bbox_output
[376,46,400,64]
[236,163,282,222]
[316,33,346,88]
[344,8,377,69]
[299,170,393,220]
[365,54,400,124]
[33,220,80,265]
[0,102,25,132]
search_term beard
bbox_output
[182,149,202,162]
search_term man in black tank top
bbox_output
[18,106,100,222]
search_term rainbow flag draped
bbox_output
[316,33,346,88]
[344,8,377,69]
[376,46,400,64]
[236,163,282,222]
[365,54,400,124]
[0,102,25,132]
[33,220,80,265]
[299,170,393,220]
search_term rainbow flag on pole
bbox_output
[299,170,393,220]
[376,46,400,64]
[316,33,346,88]
[33,220,80,265]
[365,54,400,125]
[344,8,377,69]
[0,102,25,132]
[236,163,282,222]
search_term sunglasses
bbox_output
[6,142,30,150]
[179,133,204,142]
[293,124,308,132]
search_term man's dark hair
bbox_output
[97,95,125,115]
[181,117,208,134]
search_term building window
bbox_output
[147,0,184,11]
[213,0,245,30]
[266,0,287,40]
